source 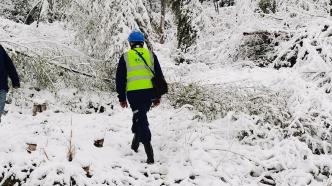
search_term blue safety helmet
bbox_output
[128,31,145,43]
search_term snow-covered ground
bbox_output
[1,89,331,186]
[1,60,332,185]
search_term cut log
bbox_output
[41,103,47,111]
[94,139,104,148]
[83,166,92,178]
[32,103,39,116]
[32,101,47,116]
[27,143,37,153]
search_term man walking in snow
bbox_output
[0,45,20,123]
[116,31,165,164]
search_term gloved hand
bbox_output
[152,99,160,107]
[120,101,128,108]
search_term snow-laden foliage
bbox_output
[0,0,31,23]
[167,83,290,122]
[258,0,277,14]
[0,17,115,91]
[60,0,160,87]
[274,19,332,93]
[170,0,206,64]
[0,0,162,91]
[66,0,156,60]
[238,31,291,67]
[276,0,329,16]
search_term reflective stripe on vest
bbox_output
[124,48,155,91]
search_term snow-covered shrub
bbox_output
[0,0,32,23]
[0,160,88,186]
[42,0,72,22]
[62,0,158,85]
[11,51,115,91]
[12,53,56,89]
[240,108,332,156]
[66,0,156,60]
[167,83,291,122]
[274,21,332,93]
[217,0,235,7]
[258,0,277,14]
[199,0,235,7]
[239,83,332,155]
[171,0,204,64]
[276,0,329,16]
[239,31,290,67]
[171,0,197,51]
[247,137,332,184]
[24,0,73,24]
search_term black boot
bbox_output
[131,135,139,153]
[143,142,154,164]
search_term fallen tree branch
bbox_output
[3,45,112,83]
[48,61,112,83]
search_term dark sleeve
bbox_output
[153,53,165,79]
[153,53,165,99]
[1,46,20,87]
[116,55,127,102]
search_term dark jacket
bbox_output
[116,49,165,102]
[0,45,20,91]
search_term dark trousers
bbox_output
[0,90,7,123]
[127,89,154,144]
[130,102,152,143]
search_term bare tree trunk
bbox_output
[135,19,153,50]
[214,0,219,14]
[25,0,42,25]
[36,1,43,28]
[37,3,43,28]
[330,0,332,16]
[160,0,166,44]
[47,0,54,23]
[148,0,153,11]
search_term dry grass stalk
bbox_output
[67,117,76,162]
[42,148,50,160]
[83,166,92,178]
[67,129,75,162]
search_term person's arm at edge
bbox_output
[153,53,165,81]
[116,55,127,107]
[1,45,20,88]
[152,53,165,106]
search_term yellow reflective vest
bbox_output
[124,48,155,91]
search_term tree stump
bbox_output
[33,102,47,116]
[41,103,47,111]
[83,166,92,178]
[94,139,104,148]
[27,143,37,153]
